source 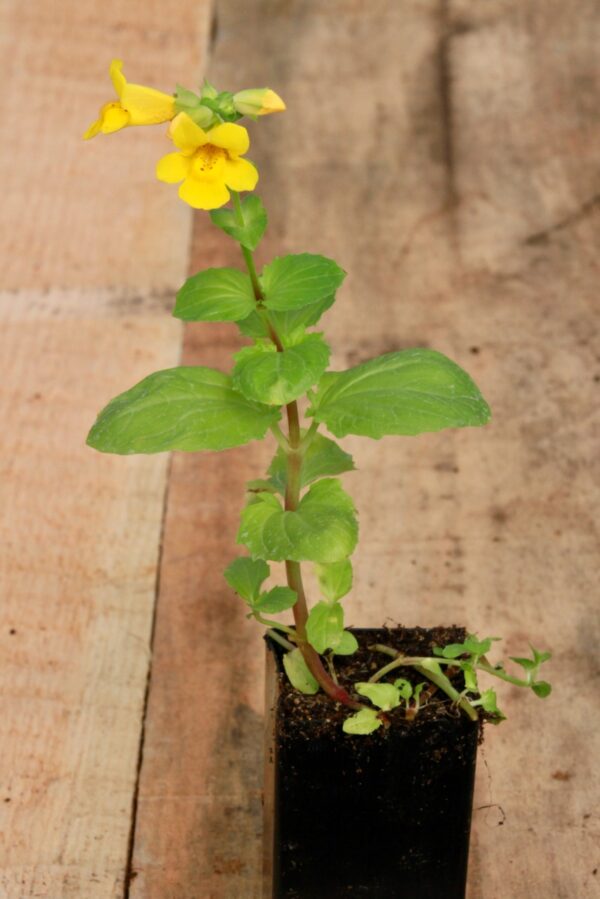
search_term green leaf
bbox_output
[87,367,280,454]
[232,333,330,406]
[224,557,269,603]
[254,586,297,614]
[238,294,336,341]
[308,349,491,439]
[478,688,504,716]
[261,253,346,312]
[175,84,201,108]
[333,630,358,655]
[413,683,426,702]
[435,634,498,660]
[393,678,413,700]
[268,432,355,494]
[509,656,537,673]
[356,682,401,711]
[174,268,255,322]
[283,648,319,695]
[461,662,479,693]
[343,708,382,735]
[237,478,358,563]
[306,601,344,653]
[210,195,267,251]
[531,645,552,666]
[315,560,353,602]
[532,681,552,698]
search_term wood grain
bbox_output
[133,1,600,897]
[0,0,214,895]
[0,0,212,292]
[0,290,181,897]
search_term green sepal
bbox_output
[174,267,255,322]
[343,708,381,735]
[308,349,491,439]
[173,86,216,128]
[306,601,344,653]
[261,253,345,312]
[315,559,353,602]
[237,478,358,563]
[174,84,201,108]
[283,648,319,694]
[355,682,401,712]
[224,557,270,604]
[267,432,355,494]
[254,586,297,614]
[86,367,280,454]
[210,195,267,251]
[232,332,330,406]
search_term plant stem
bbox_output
[369,645,478,722]
[283,401,361,708]
[478,659,529,689]
[265,629,296,652]
[234,221,360,709]
[231,191,264,301]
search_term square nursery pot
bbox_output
[263,626,480,899]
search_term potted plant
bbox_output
[84,62,551,899]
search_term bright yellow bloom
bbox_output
[233,88,286,117]
[156,112,258,210]
[83,60,175,140]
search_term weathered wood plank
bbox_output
[133,0,599,896]
[0,0,214,894]
[0,290,181,897]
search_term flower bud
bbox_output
[233,88,286,116]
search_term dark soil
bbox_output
[267,626,481,898]
[274,624,484,743]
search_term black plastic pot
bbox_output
[263,627,479,899]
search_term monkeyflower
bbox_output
[233,88,286,117]
[156,112,258,209]
[83,60,175,139]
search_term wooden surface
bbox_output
[0,1,213,895]
[2,0,599,897]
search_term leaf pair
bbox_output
[238,478,357,564]
[174,247,345,407]
[343,680,426,735]
[175,244,344,329]
[224,556,297,614]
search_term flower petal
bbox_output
[110,59,126,98]
[83,117,102,140]
[121,84,175,125]
[99,102,130,134]
[156,152,191,184]
[179,177,230,210]
[259,89,286,115]
[224,157,258,192]
[207,123,249,156]
[169,112,208,153]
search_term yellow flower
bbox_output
[83,60,175,140]
[233,88,286,117]
[156,112,258,210]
